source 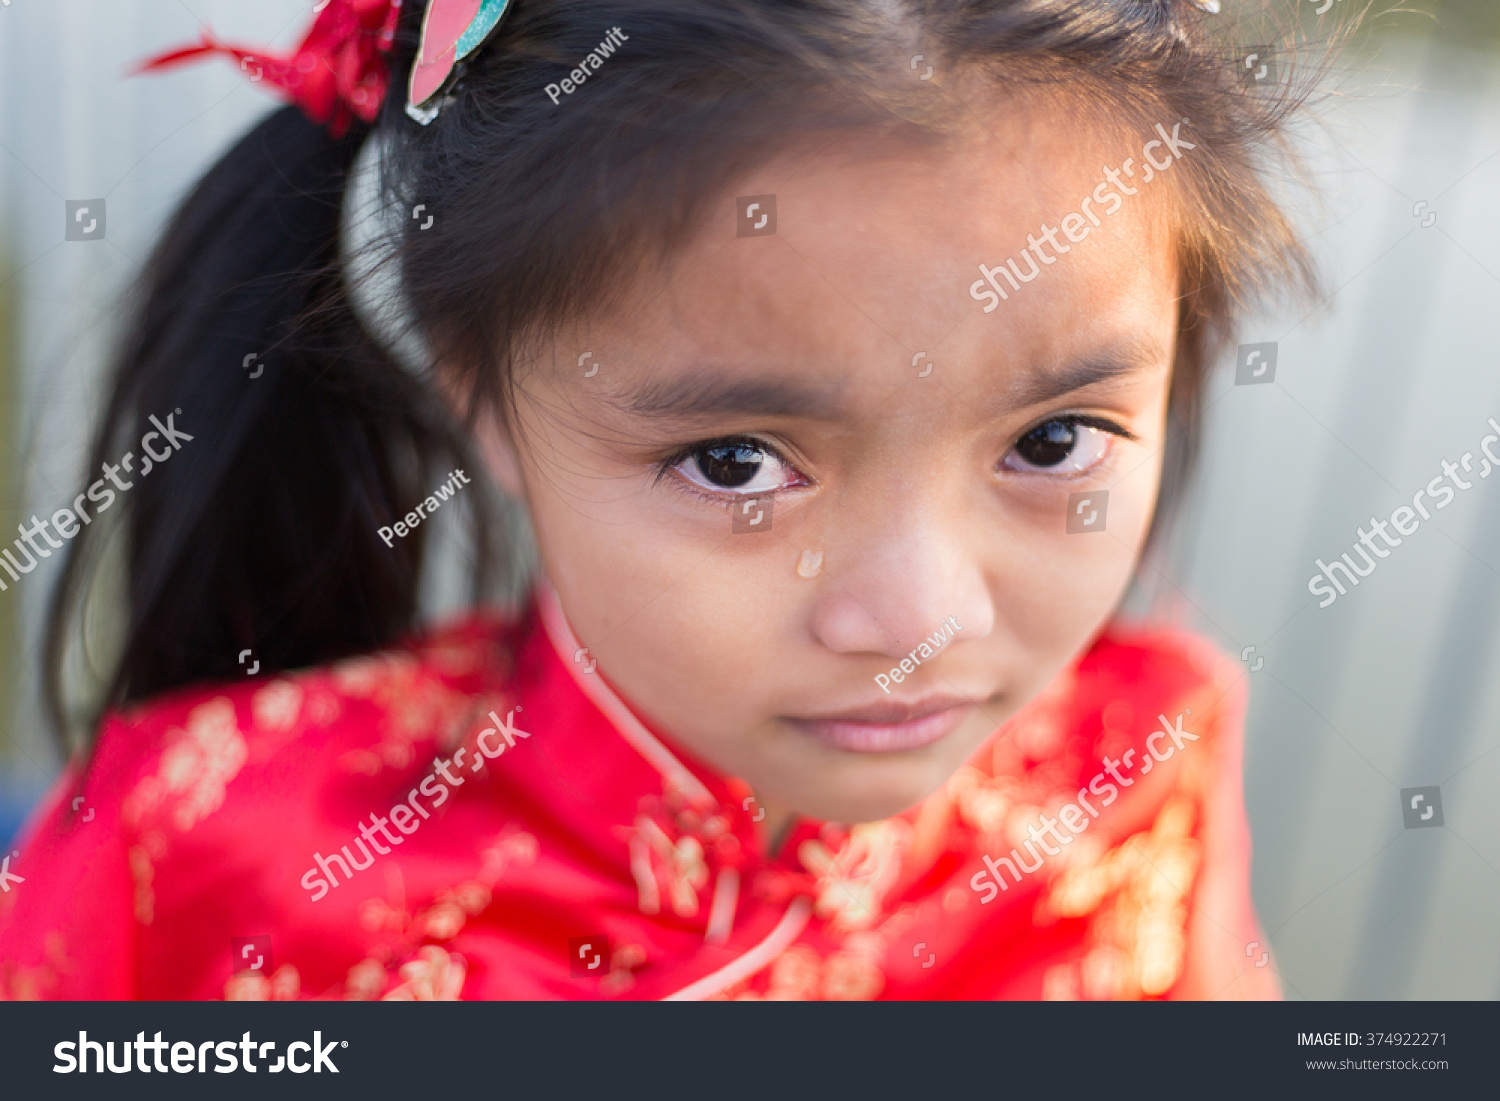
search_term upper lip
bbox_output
[787,694,979,726]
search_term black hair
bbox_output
[40,102,497,745]
[45,0,1323,752]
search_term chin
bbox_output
[772,749,957,825]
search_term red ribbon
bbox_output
[140,0,404,138]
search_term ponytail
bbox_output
[43,105,492,750]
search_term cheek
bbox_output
[996,458,1161,655]
[526,486,784,692]
[528,494,688,624]
[539,524,794,782]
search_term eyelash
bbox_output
[1001,413,1136,476]
[655,413,1136,502]
[1040,412,1130,434]
[655,434,808,502]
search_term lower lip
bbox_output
[786,705,973,754]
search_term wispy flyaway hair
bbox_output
[46,0,1327,753]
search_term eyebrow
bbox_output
[611,340,1166,421]
[617,371,847,420]
[1005,341,1169,409]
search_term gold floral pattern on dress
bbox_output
[343,944,471,1001]
[1010,666,1076,762]
[423,636,487,679]
[947,764,1016,838]
[251,681,304,732]
[332,651,445,772]
[738,941,885,1001]
[224,963,300,1001]
[945,681,1218,1001]
[0,961,57,1000]
[478,829,539,882]
[745,900,919,1001]
[128,844,155,925]
[624,778,733,919]
[343,956,389,1001]
[1040,795,1202,999]
[122,697,248,835]
[329,651,415,698]
[0,932,68,999]
[223,823,529,1001]
[820,948,885,1001]
[630,816,709,918]
[335,668,505,777]
[382,946,467,1001]
[336,828,537,1000]
[245,679,342,763]
[599,943,648,996]
[418,879,492,942]
[762,944,821,999]
[946,701,1102,857]
[797,820,911,933]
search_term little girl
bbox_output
[0,0,1314,1000]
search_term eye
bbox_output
[667,438,806,497]
[1001,416,1128,474]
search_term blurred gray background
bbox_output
[2,1,1498,999]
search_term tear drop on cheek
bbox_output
[797,549,824,578]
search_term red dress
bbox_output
[0,587,1275,1000]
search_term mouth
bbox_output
[783,695,978,754]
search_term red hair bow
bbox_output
[141,0,404,138]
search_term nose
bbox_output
[807,508,994,660]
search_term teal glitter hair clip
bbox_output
[407,0,517,124]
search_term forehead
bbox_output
[536,100,1180,403]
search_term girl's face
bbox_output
[472,108,1180,825]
